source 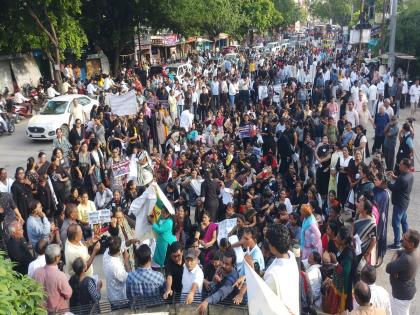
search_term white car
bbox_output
[26,94,97,140]
[165,63,193,83]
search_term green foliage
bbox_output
[395,0,420,76]
[81,0,144,73]
[0,0,87,60]
[310,0,353,26]
[0,252,46,315]
[349,10,361,29]
[274,0,306,27]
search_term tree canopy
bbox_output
[0,0,87,85]
[395,0,420,76]
[310,0,353,26]
[0,0,306,74]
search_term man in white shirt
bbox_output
[103,75,115,91]
[103,237,130,306]
[341,73,351,94]
[94,183,113,210]
[28,239,47,278]
[351,81,360,103]
[402,78,408,108]
[179,105,194,132]
[86,79,98,98]
[181,248,204,304]
[13,90,30,104]
[382,98,394,117]
[47,83,60,99]
[263,224,299,314]
[409,79,420,117]
[304,251,322,307]
[62,79,72,94]
[346,101,360,127]
[0,168,14,193]
[68,98,88,126]
[357,265,392,315]
[377,77,385,96]
[241,224,299,314]
[368,82,378,114]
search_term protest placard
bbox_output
[88,211,100,225]
[112,160,130,178]
[238,126,251,139]
[217,218,237,245]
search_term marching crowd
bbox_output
[1,39,420,315]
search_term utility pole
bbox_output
[388,0,398,72]
[380,0,388,54]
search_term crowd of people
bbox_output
[1,38,420,315]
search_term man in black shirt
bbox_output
[163,241,184,300]
[386,229,420,314]
[198,86,210,121]
[6,220,34,274]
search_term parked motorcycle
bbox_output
[0,108,15,135]
[12,102,32,118]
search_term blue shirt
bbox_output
[211,81,219,96]
[207,269,239,304]
[126,267,165,301]
[374,113,390,136]
[26,215,51,246]
[239,245,265,276]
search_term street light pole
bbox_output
[388,0,398,72]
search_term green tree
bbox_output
[0,253,46,314]
[395,0,420,76]
[310,0,353,26]
[0,0,87,87]
[274,0,306,28]
[81,0,145,75]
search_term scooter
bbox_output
[12,101,32,118]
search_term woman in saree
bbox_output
[372,172,390,266]
[355,163,374,201]
[323,226,355,313]
[328,142,342,194]
[354,196,377,266]
[109,209,138,269]
[335,146,354,205]
[195,211,218,265]
[300,204,322,260]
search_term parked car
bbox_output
[165,63,193,82]
[26,94,97,140]
[264,42,282,54]
[223,53,240,66]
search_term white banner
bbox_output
[109,90,137,116]
[244,261,289,315]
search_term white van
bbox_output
[264,42,281,54]
[165,63,193,82]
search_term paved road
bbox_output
[1,113,420,313]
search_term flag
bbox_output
[244,261,289,315]
[151,195,164,223]
[129,182,175,242]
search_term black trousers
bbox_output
[372,135,385,154]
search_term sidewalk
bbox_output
[375,106,420,314]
